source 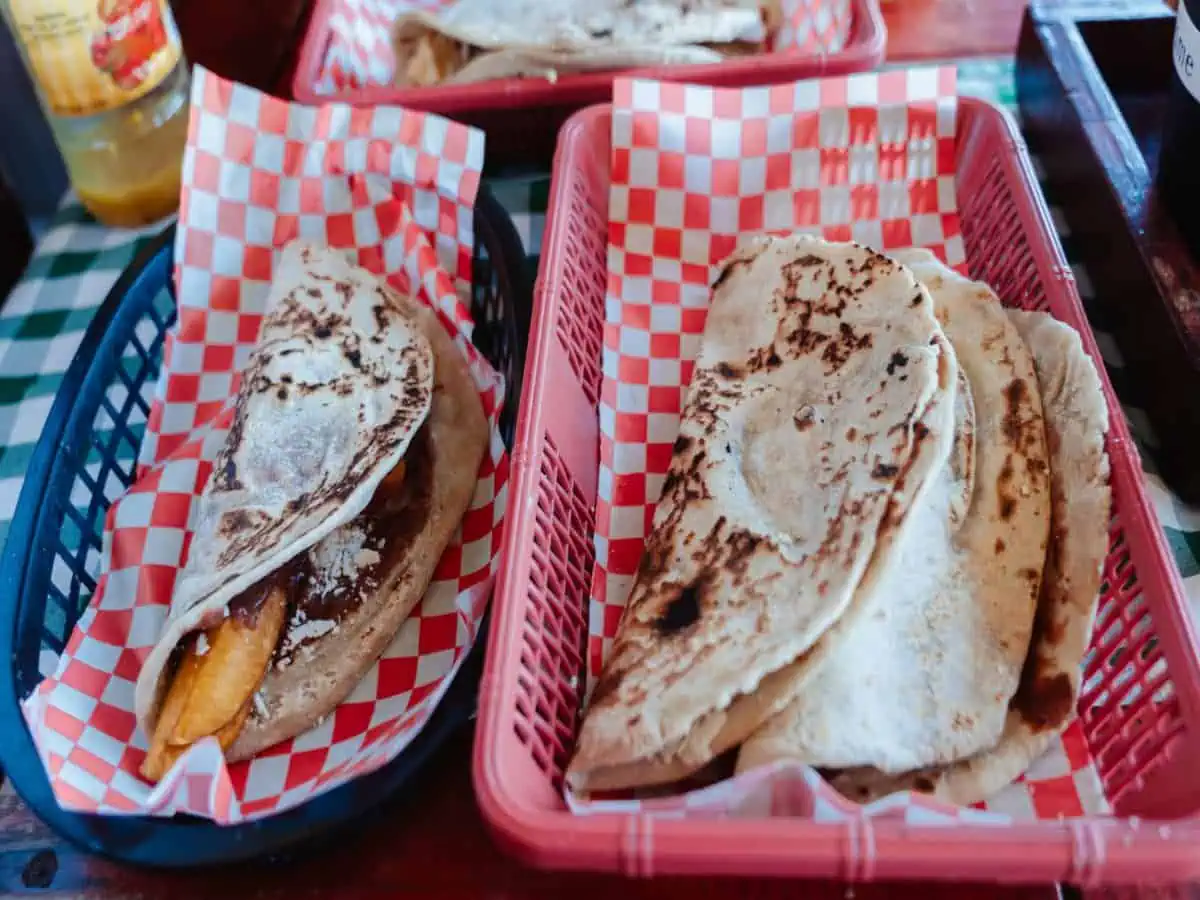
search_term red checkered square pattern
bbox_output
[309,0,854,94]
[775,0,854,53]
[22,67,509,824]
[575,70,1107,824]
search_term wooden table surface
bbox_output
[0,0,1078,897]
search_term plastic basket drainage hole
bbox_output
[21,850,57,889]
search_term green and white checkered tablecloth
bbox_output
[1,57,1197,628]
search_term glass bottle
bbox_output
[1,0,190,228]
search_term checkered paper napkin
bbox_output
[21,67,509,823]
[570,68,1110,824]
[309,0,855,96]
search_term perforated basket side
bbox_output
[4,242,175,700]
[474,107,612,862]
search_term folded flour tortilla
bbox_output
[392,0,778,86]
[823,309,1112,805]
[135,243,488,771]
[566,236,959,794]
[738,251,1052,776]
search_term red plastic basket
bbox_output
[290,0,885,161]
[473,97,1200,886]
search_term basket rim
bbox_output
[472,96,1200,886]
[0,182,531,867]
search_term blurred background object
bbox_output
[0,0,313,238]
[0,167,33,298]
[171,0,312,95]
[0,21,69,236]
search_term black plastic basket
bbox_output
[0,184,531,867]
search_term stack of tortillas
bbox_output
[567,236,1112,808]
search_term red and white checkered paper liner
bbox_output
[21,66,509,824]
[310,0,854,95]
[570,68,1111,824]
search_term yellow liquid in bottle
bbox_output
[55,61,189,228]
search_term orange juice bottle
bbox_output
[1,0,189,228]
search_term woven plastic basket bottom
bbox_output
[474,99,1200,885]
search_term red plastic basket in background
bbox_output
[472,97,1200,886]
[290,0,886,164]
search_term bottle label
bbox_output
[1175,0,1200,103]
[7,0,182,117]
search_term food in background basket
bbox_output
[566,235,960,794]
[817,306,1112,806]
[737,250,1054,777]
[391,0,782,87]
[135,242,488,782]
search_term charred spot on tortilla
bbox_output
[911,293,924,306]
[654,582,704,636]
[218,507,268,539]
[995,537,1007,554]
[820,322,872,373]
[872,462,899,480]
[997,454,1018,520]
[886,351,909,376]
[371,302,390,334]
[638,529,674,586]
[1001,377,1041,456]
[315,324,332,339]
[724,529,766,576]
[740,345,782,373]
[711,255,754,293]
[1013,667,1073,731]
[214,456,242,492]
[784,320,830,354]
[715,362,740,379]
[913,775,936,793]
[672,433,693,455]
[1026,455,1049,478]
[343,344,364,372]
